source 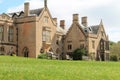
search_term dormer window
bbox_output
[84,29,87,32]
[89,28,92,31]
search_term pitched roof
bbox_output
[90,25,99,34]
[56,27,67,35]
[80,24,100,34]
[8,8,43,17]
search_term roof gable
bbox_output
[38,7,56,26]
[65,22,86,39]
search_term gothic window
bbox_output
[100,40,104,50]
[42,27,51,42]
[92,40,95,49]
[0,26,4,40]
[8,26,14,42]
[68,44,72,50]
[105,41,109,50]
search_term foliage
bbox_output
[72,48,86,60]
[109,41,116,47]
[110,41,120,60]
[1,56,120,80]
[38,53,47,59]
[110,55,118,61]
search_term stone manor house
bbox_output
[0,0,109,60]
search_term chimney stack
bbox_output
[73,14,79,23]
[81,16,88,27]
[24,2,29,16]
[60,20,65,29]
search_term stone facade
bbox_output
[0,0,109,60]
[64,14,109,61]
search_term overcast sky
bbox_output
[0,0,120,42]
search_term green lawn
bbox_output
[0,56,120,80]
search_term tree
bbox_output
[72,48,86,60]
[110,41,120,60]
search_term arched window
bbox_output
[0,26,4,40]
[23,47,29,57]
[8,26,14,42]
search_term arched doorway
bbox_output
[23,47,29,57]
[97,39,105,61]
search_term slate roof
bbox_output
[8,8,43,17]
[56,27,67,35]
[90,25,99,34]
[80,24,100,34]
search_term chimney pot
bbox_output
[73,14,79,23]
[60,20,65,29]
[24,2,29,16]
[81,16,88,27]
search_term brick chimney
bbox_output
[81,16,88,27]
[24,2,29,16]
[73,14,79,23]
[60,20,65,29]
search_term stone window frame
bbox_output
[68,44,72,50]
[42,27,51,42]
[0,25,4,41]
[8,26,14,42]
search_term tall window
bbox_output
[68,44,72,50]
[0,26,4,41]
[92,40,95,49]
[42,27,51,42]
[8,26,14,42]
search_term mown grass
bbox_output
[0,56,120,80]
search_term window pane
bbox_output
[8,27,14,42]
[0,26,3,40]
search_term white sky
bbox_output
[7,0,120,42]
[0,0,2,3]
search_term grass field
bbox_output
[0,56,120,80]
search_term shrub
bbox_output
[72,48,86,60]
[110,55,118,61]
[38,54,47,59]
